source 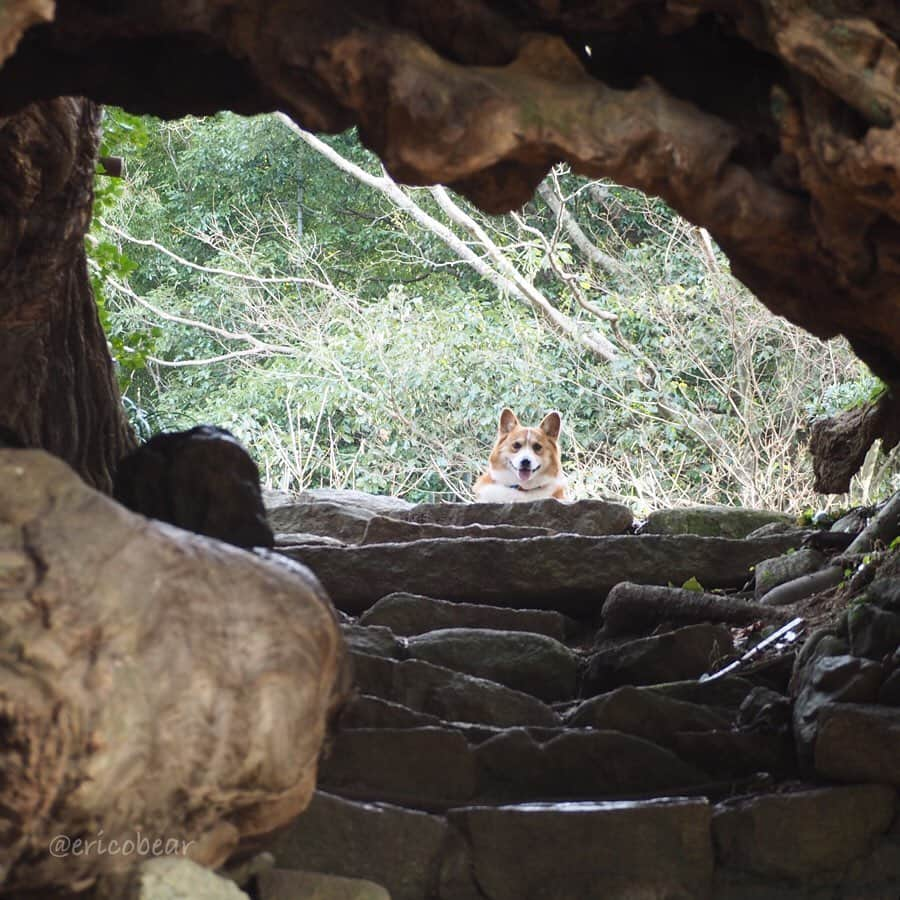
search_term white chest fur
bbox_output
[475,479,565,503]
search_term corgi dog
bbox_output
[474,408,567,502]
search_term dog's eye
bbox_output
[533,443,543,453]
[511,441,522,451]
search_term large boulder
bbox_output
[113,425,274,549]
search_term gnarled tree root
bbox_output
[0,449,350,896]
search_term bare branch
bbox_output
[536,178,632,280]
[100,220,304,285]
[276,112,621,364]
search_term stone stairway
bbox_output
[258,492,900,900]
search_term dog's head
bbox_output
[487,408,563,488]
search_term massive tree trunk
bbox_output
[0,97,135,492]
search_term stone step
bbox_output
[360,518,555,544]
[405,628,579,702]
[273,783,900,900]
[396,498,634,534]
[270,495,632,545]
[350,652,561,728]
[712,784,897,884]
[584,623,735,694]
[319,727,478,811]
[281,532,802,615]
[359,591,578,641]
[566,684,734,737]
[319,719,796,812]
[450,798,714,900]
[641,505,793,538]
[269,791,473,900]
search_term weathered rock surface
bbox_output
[284,533,807,615]
[848,602,900,661]
[361,517,553,544]
[270,792,453,900]
[584,624,735,695]
[406,628,578,702]
[646,676,757,711]
[792,654,884,760]
[814,703,900,785]
[642,506,792,539]
[474,729,709,800]
[260,491,900,897]
[360,592,574,640]
[453,799,714,900]
[275,532,344,547]
[712,785,896,879]
[736,686,793,734]
[350,653,560,728]
[320,727,478,810]
[397,498,633,534]
[341,623,405,659]
[297,488,415,516]
[566,685,732,744]
[669,730,797,780]
[337,694,445,731]
[268,502,373,544]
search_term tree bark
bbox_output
[0,448,350,896]
[0,97,135,492]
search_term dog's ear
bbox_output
[499,408,519,434]
[540,411,561,438]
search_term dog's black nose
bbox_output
[519,460,532,470]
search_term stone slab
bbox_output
[452,798,713,899]
[282,533,804,615]
[712,785,896,878]
[360,592,575,640]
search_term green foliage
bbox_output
[92,111,885,507]
[681,576,704,592]
[806,374,886,420]
[89,109,161,385]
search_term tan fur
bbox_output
[473,408,567,502]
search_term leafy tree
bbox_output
[93,110,886,511]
